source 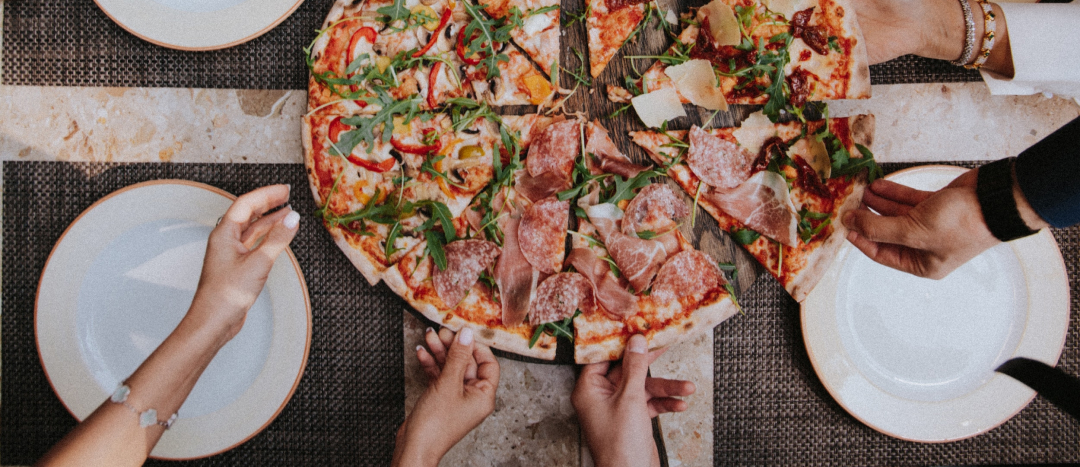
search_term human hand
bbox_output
[188,184,300,343]
[842,171,1001,279]
[393,327,500,467]
[572,335,695,467]
[850,0,964,64]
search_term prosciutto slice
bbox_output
[687,126,754,190]
[586,121,649,178]
[706,171,799,247]
[515,169,571,203]
[495,215,539,326]
[586,203,667,293]
[434,240,502,307]
[526,119,580,179]
[621,183,690,237]
[565,248,637,318]
[529,273,596,325]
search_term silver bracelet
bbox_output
[110,384,178,429]
[949,0,977,66]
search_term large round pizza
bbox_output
[303,0,878,362]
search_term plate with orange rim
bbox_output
[93,0,304,51]
[36,180,311,459]
[802,165,1070,442]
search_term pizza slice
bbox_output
[302,103,502,285]
[477,0,561,75]
[586,0,648,78]
[631,110,877,301]
[612,0,870,127]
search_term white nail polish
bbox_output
[416,345,424,352]
[283,211,301,229]
[458,327,474,345]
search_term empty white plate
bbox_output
[802,165,1070,442]
[37,180,311,459]
[94,0,304,50]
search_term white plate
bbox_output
[802,165,1070,442]
[94,0,304,51]
[36,180,311,459]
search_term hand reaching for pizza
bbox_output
[188,184,300,343]
[393,327,500,467]
[572,335,695,467]
[843,171,1038,279]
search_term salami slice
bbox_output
[518,197,570,274]
[526,119,580,179]
[529,272,595,325]
[434,239,501,307]
[652,250,724,305]
[622,183,690,236]
[687,126,754,190]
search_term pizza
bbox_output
[631,111,877,302]
[303,0,876,361]
[609,0,871,127]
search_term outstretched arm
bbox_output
[38,185,300,467]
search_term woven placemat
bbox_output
[2,161,405,466]
[2,0,979,89]
[714,161,1080,466]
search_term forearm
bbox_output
[37,306,230,466]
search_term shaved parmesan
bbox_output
[791,136,831,179]
[665,9,678,26]
[731,111,776,156]
[665,59,728,111]
[586,203,625,222]
[764,0,803,20]
[698,0,740,47]
[631,87,687,128]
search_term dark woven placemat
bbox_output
[2,0,979,89]
[2,161,406,465]
[714,161,1080,466]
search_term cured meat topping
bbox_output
[652,250,724,304]
[529,273,596,325]
[495,215,538,326]
[688,126,755,189]
[622,183,690,236]
[434,239,501,307]
[565,248,637,319]
[526,119,580,179]
[518,197,570,274]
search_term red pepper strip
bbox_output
[347,155,397,173]
[412,7,454,58]
[346,27,378,62]
[392,129,443,155]
[349,85,369,108]
[456,28,485,66]
[428,61,442,108]
[329,116,351,143]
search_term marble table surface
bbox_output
[2,2,1079,463]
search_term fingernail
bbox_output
[283,211,301,229]
[416,345,424,352]
[458,327,474,345]
[285,184,292,192]
[841,212,853,226]
[425,327,434,334]
[628,335,646,354]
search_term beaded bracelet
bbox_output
[966,2,997,70]
[111,383,178,429]
[949,0,977,67]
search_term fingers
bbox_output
[867,180,933,207]
[862,189,914,217]
[426,328,449,366]
[846,230,927,277]
[221,185,291,235]
[472,342,500,390]
[240,208,292,250]
[578,361,611,380]
[440,328,476,387]
[842,208,920,248]
[648,397,689,416]
[417,346,441,381]
[251,208,300,268]
[618,335,651,394]
[644,378,695,399]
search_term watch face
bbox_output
[111,384,131,403]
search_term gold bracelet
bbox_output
[966,2,997,70]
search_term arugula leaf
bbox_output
[607,103,633,119]
[637,230,659,240]
[724,282,743,314]
[377,0,412,29]
[600,169,664,205]
[385,221,404,260]
[564,4,591,27]
[797,207,832,243]
[461,0,517,80]
[563,47,592,87]
[827,36,842,54]
[334,91,423,155]
[425,228,448,270]
[732,228,761,245]
[529,310,582,348]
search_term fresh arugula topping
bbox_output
[607,103,633,119]
[444,97,503,131]
[564,4,591,27]
[818,128,883,182]
[376,0,412,30]
[717,261,738,282]
[627,40,694,67]
[637,230,660,240]
[461,0,515,80]
[529,310,581,348]
[827,36,842,54]
[600,169,665,205]
[724,283,743,313]
[732,228,761,245]
[333,91,425,155]
[563,47,593,87]
[421,155,466,188]
[385,221,404,260]
[797,207,832,244]
[470,125,524,245]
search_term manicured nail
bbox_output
[426,327,435,334]
[416,345,425,353]
[458,327,474,345]
[285,184,292,192]
[628,335,646,354]
[283,211,301,229]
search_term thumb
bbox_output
[440,328,476,386]
[619,334,650,394]
[253,208,301,268]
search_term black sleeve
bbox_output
[1013,116,1080,229]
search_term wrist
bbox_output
[393,438,443,467]
[918,0,970,61]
